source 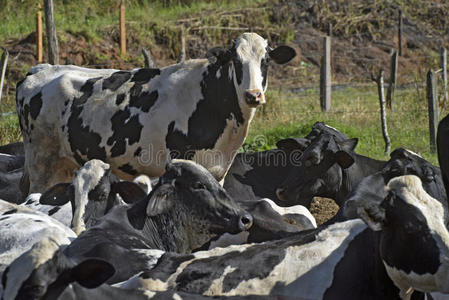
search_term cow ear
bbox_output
[337,138,358,152]
[206,47,233,65]
[112,181,147,204]
[146,185,175,216]
[70,259,115,288]
[268,45,296,64]
[357,201,386,231]
[276,138,309,152]
[335,150,355,169]
[40,183,72,206]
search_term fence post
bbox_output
[320,36,331,112]
[386,49,398,110]
[44,0,59,64]
[120,0,126,55]
[398,9,403,56]
[36,2,43,63]
[441,47,448,107]
[373,70,391,155]
[0,48,9,105]
[177,26,186,63]
[427,69,439,153]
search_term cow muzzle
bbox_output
[244,89,265,107]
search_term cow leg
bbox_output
[25,142,78,194]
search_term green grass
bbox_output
[245,85,443,165]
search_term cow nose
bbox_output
[244,90,264,105]
[276,187,286,200]
[239,213,253,231]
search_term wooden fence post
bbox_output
[373,70,391,155]
[386,49,398,110]
[120,0,126,55]
[0,48,9,105]
[36,2,43,63]
[398,9,403,56]
[177,26,186,63]
[44,0,59,64]
[427,69,439,153]
[320,36,331,112]
[441,47,448,107]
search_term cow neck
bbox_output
[126,197,190,253]
[336,154,385,206]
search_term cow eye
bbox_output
[192,182,206,190]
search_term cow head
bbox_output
[144,159,253,252]
[40,159,146,235]
[1,237,114,300]
[358,175,449,296]
[206,32,295,108]
[276,133,356,207]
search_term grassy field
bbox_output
[0,0,446,166]
[1,82,444,165]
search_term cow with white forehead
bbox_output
[16,32,296,195]
[120,175,449,299]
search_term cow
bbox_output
[337,147,448,224]
[0,168,22,204]
[203,198,316,250]
[0,142,24,156]
[21,159,146,234]
[61,159,253,283]
[16,32,296,196]
[276,132,385,207]
[223,122,348,204]
[0,200,76,286]
[120,175,449,299]
[1,238,296,300]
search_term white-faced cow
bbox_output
[61,160,253,283]
[16,33,296,195]
[21,159,146,235]
[120,175,449,299]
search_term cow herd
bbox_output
[0,32,448,299]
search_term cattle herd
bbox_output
[0,32,448,299]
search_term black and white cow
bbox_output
[1,237,294,300]
[0,200,76,285]
[62,160,253,283]
[16,32,295,195]
[21,159,146,235]
[120,175,449,299]
[0,142,24,156]
[276,132,385,207]
[338,147,448,224]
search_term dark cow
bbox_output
[0,168,22,204]
[120,175,449,299]
[0,142,24,156]
[276,132,385,207]
[223,122,348,204]
[339,147,448,224]
[21,159,146,235]
[62,160,253,283]
[16,33,295,195]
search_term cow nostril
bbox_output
[239,213,253,230]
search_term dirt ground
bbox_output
[309,197,339,225]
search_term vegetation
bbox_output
[1,0,448,166]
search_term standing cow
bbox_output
[16,32,295,194]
